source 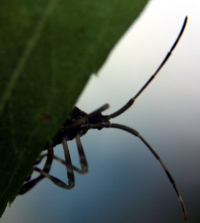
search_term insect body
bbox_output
[19,17,188,220]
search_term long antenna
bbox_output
[110,16,188,119]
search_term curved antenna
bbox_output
[110,123,187,220]
[109,16,188,119]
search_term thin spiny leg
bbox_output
[21,135,88,193]
[19,143,54,194]
[23,142,54,182]
[34,154,85,174]
[75,134,88,173]
[33,166,74,189]
[32,139,75,189]
[109,16,188,119]
[52,155,86,173]
[51,135,88,174]
[53,139,75,188]
[19,140,75,193]
[110,123,187,220]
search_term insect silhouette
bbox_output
[19,17,188,220]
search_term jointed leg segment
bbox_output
[19,136,88,194]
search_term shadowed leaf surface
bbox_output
[0,0,148,216]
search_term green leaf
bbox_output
[0,0,148,216]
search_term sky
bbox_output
[1,1,200,223]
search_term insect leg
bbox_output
[75,134,88,173]
[50,135,88,174]
[34,139,75,189]
[19,142,53,194]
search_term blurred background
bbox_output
[1,0,200,222]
